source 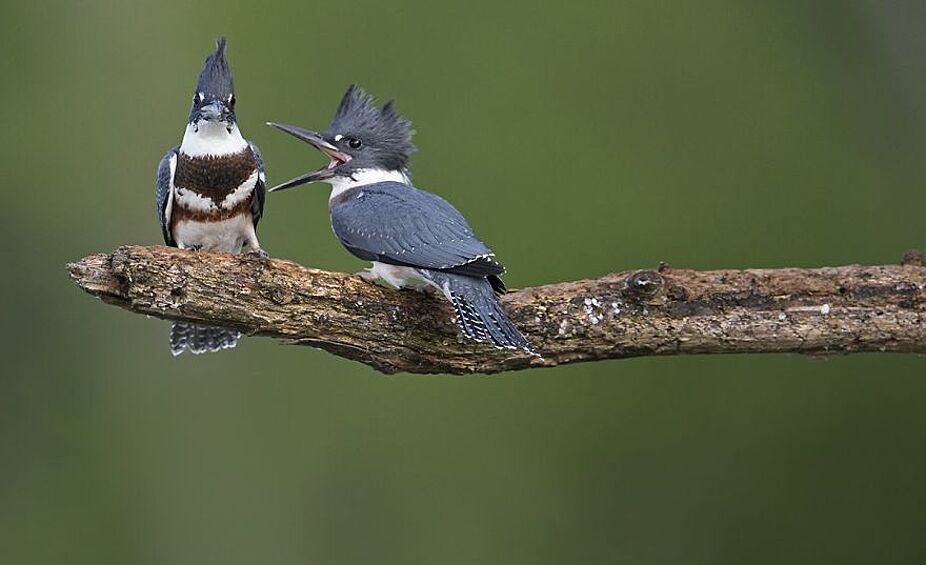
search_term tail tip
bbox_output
[503,340,543,359]
[170,323,241,356]
[524,344,543,358]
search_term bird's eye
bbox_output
[347,137,362,149]
[228,94,236,107]
[194,93,204,104]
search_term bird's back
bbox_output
[329,181,504,277]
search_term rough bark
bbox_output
[67,246,926,374]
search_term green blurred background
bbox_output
[2,1,925,563]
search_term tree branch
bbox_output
[67,246,926,374]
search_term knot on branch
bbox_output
[627,270,665,299]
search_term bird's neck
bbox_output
[328,168,410,201]
[180,121,248,158]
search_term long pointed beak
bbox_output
[267,122,334,150]
[267,170,323,193]
[266,122,350,192]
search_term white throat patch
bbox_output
[179,121,248,158]
[327,169,410,201]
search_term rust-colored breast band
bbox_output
[175,149,258,204]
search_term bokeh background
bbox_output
[2,1,925,563]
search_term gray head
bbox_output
[267,84,416,191]
[188,37,237,127]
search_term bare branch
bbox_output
[67,246,926,374]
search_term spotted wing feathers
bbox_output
[156,147,178,247]
[247,140,266,229]
[330,181,504,277]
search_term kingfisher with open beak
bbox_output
[267,85,537,355]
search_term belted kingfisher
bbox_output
[268,85,538,355]
[155,37,267,355]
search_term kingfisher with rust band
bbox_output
[155,37,267,355]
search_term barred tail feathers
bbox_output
[170,322,241,356]
[422,270,539,356]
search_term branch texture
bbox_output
[68,246,926,374]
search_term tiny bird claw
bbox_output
[246,248,270,259]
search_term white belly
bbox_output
[369,261,430,289]
[173,215,252,253]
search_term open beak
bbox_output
[266,122,351,192]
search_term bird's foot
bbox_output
[246,248,270,259]
[186,244,204,252]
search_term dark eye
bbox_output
[347,137,362,149]
[228,94,236,107]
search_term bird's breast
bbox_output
[174,149,258,209]
[171,194,254,224]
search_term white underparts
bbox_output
[168,120,261,253]
[174,213,258,253]
[327,168,411,201]
[367,262,432,290]
[179,120,248,157]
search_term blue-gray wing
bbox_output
[330,181,504,277]
[247,140,266,229]
[156,147,178,247]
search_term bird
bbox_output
[267,85,538,356]
[155,37,267,355]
